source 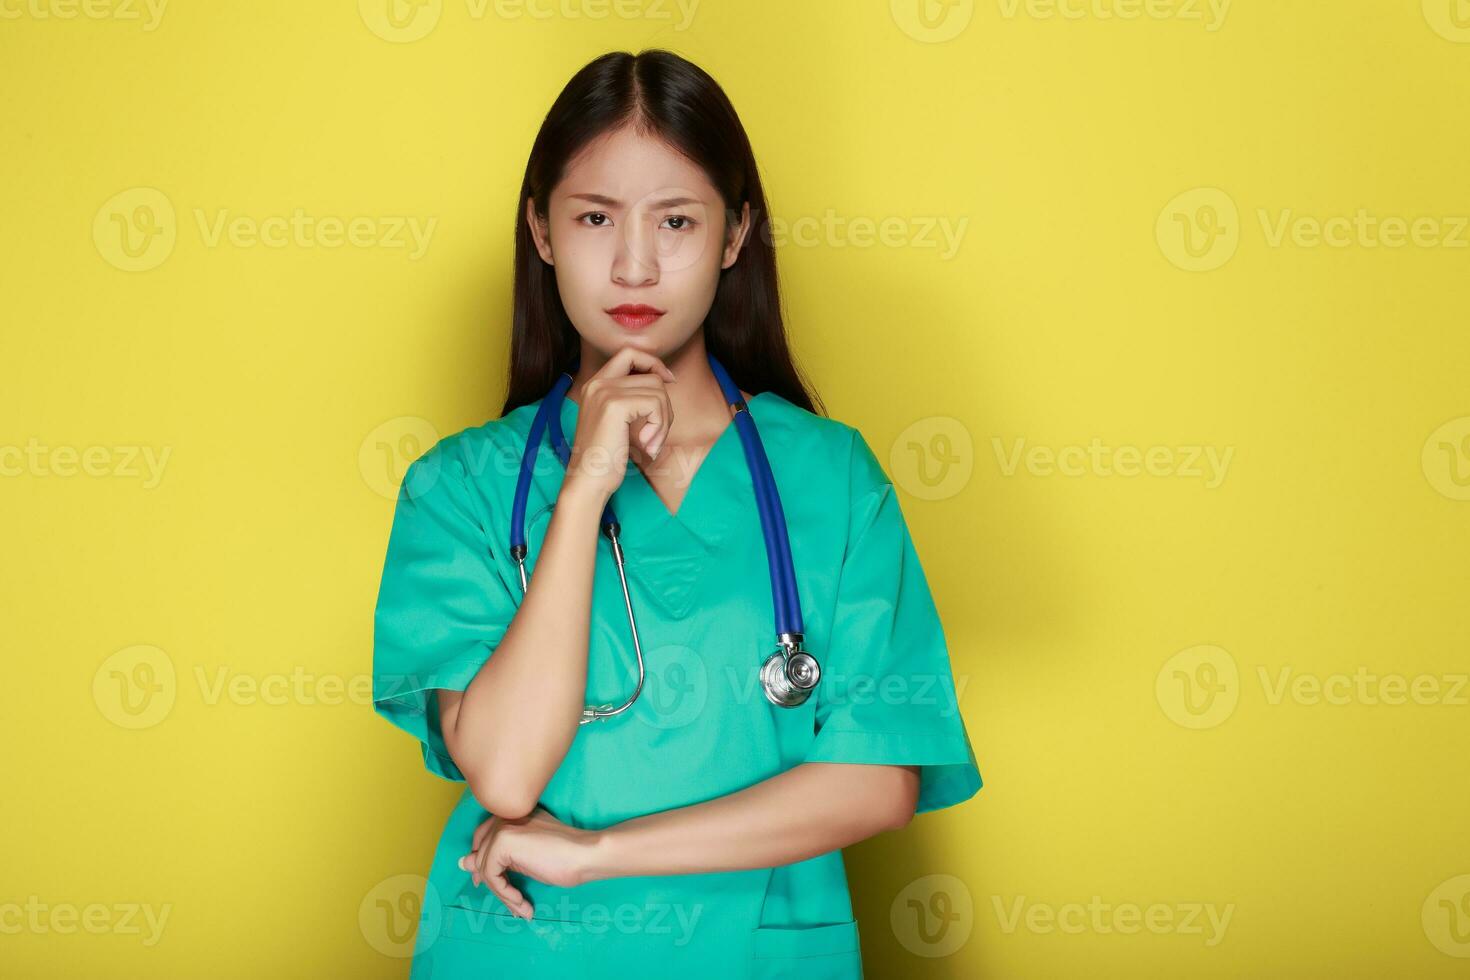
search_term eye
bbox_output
[662,215,698,231]
[576,212,612,227]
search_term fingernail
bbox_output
[458,856,467,870]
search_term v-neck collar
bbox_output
[553,390,772,548]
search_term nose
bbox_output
[611,212,661,287]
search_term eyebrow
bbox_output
[566,192,704,209]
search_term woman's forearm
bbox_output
[440,476,609,819]
[583,762,921,881]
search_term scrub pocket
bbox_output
[750,919,864,979]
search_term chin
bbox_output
[580,331,662,359]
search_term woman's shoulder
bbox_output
[752,392,891,499]
[402,400,546,494]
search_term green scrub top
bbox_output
[372,389,983,979]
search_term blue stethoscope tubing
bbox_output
[508,350,820,722]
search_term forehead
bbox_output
[556,125,719,205]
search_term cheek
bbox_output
[655,223,723,278]
[551,247,610,305]
[658,266,721,334]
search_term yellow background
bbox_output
[3,0,1468,976]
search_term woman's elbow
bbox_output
[884,765,921,830]
[465,768,538,821]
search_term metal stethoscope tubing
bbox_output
[507,351,820,725]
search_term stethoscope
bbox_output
[509,350,820,724]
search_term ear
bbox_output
[720,201,753,270]
[525,196,554,266]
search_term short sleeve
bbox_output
[804,430,984,815]
[372,444,520,782]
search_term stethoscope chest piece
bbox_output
[761,634,821,707]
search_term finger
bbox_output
[624,383,673,460]
[476,838,493,885]
[606,346,676,384]
[460,850,486,888]
[639,420,662,458]
[473,816,497,852]
[615,391,667,448]
[483,847,533,920]
[599,372,667,391]
[584,379,669,435]
[459,851,483,888]
[607,345,675,381]
[469,819,498,881]
[646,387,675,459]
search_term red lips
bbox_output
[605,304,665,329]
[605,304,665,315]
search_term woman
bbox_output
[372,48,983,978]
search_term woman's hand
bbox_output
[563,346,677,503]
[457,806,602,920]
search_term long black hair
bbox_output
[500,49,823,418]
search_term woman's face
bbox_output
[526,124,751,361]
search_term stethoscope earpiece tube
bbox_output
[709,356,818,707]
